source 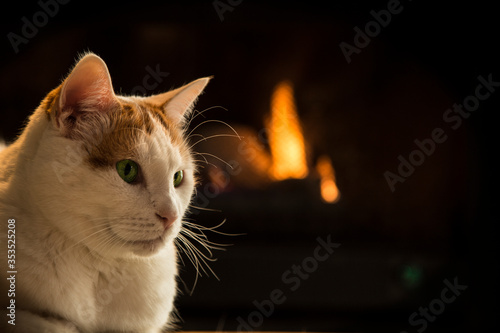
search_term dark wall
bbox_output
[0,1,497,331]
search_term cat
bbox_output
[0,53,210,332]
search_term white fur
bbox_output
[0,54,209,332]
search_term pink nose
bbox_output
[156,212,178,229]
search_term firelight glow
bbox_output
[316,155,340,203]
[267,81,308,180]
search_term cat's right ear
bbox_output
[146,77,211,126]
[55,53,119,137]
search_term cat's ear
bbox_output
[147,77,211,126]
[56,53,119,135]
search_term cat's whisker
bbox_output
[188,133,205,140]
[185,106,228,129]
[187,119,240,142]
[194,152,234,170]
[177,233,212,269]
[180,229,216,256]
[182,222,210,242]
[76,228,120,262]
[181,228,228,252]
[182,221,241,248]
[185,111,206,131]
[175,216,230,294]
[49,215,141,261]
[188,205,222,213]
[182,238,218,277]
[190,109,207,121]
[174,240,201,295]
[175,235,202,288]
[191,163,207,170]
[176,236,199,268]
[192,152,210,165]
[73,231,115,264]
[175,240,188,267]
[192,154,218,169]
[183,219,244,237]
[79,234,112,264]
[191,159,209,165]
[189,134,241,150]
[50,222,112,260]
[177,233,218,280]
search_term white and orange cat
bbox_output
[0,53,210,332]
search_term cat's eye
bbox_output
[116,159,139,183]
[173,170,183,188]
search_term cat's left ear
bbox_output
[147,77,211,126]
[56,53,119,137]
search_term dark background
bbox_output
[0,0,497,332]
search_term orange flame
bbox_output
[316,155,340,203]
[267,81,308,180]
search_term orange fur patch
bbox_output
[41,88,187,169]
[42,86,62,121]
[86,98,185,169]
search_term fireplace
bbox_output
[0,1,492,331]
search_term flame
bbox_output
[316,155,340,203]
[267,81,308,180]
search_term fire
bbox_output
[316,155,340,203]
[262,81,340,203]
[267,81,308,180]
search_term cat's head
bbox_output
[32,53,209,258]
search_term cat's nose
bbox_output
[156,212,178,229]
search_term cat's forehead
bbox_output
[118,97,172,132]
[86,97,185,168]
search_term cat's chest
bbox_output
[82,249,178,330]
[25,245,179,331]
[94,256,176,310]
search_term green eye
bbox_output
[116,159,139,183]
[173,170,183,187]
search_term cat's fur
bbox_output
[0,53,209,332]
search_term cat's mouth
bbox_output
[105,217,181,256]
[106,224,168,254]
[121,232,165,244]
[120,234,167,255]
[129,236,164,246]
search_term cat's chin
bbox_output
[88,236,172,258]
[129,237,167,256]
[129,230,180,257]
[102,221,181,257]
